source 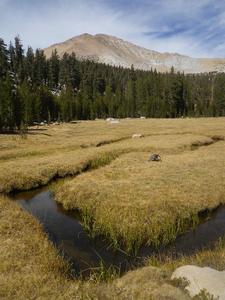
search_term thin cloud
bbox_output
[0,0,224,58]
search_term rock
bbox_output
[110,119,120,124]
[132,133,143,138]
[149,154,161,161]
[106,117,120,124]
[171,265,225,299]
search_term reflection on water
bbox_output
[12,188,225,277]
[13,188,135,276]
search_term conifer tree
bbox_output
[0,38,9,78]
[2,35,225,130]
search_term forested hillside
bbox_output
[1,36,225,132]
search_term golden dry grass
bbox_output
[0,117,222,193]
[2,117,225,299]
[159,238,225,272]
[0,195,190,300]
[0,195,79,299]
[55,141,225,252]
[94,265,190,300]
[0,133,213,193]
[1,117,224,161]
[95,237,225,300]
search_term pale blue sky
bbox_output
[0,0,225,57]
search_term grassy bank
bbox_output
[2,118,225,299]
[0,195,191,300]
[0,129,216,193]
[154,238,225,272]
[0,195,78,299]
[2,194,224,299]
[55,141,225,253]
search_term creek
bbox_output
[12,188,225,277]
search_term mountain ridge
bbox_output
[44,33,225,73]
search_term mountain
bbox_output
[44,33,225,73]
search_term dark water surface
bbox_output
[12,189,225,277]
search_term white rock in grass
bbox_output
[171,265,225,299]
[132,133,143,138]
[110,119,119,124]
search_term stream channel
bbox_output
[12,187,225,278]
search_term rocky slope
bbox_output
[44,33,225,73]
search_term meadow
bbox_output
[0,118,223,193]
[1,117,225,299]
[55,142,225,253]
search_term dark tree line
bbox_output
[1,36,225,132]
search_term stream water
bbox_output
[12,188,225,277]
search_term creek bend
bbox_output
[12,188,225,277]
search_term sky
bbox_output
[0,0,225,58]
